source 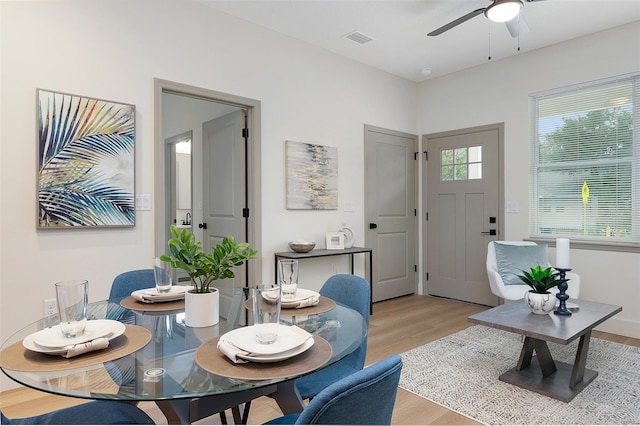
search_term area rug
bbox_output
[399,325,640,425]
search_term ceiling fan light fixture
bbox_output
[485,0,523,23]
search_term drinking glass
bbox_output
[153,257,174,293]
[55,280,88,338]
[278,259,298,298]
[252,283,281,344]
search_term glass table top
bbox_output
[0,289,366,402]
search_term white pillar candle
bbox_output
[556,238,570,269]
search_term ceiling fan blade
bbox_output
[428,8,486,37]
[505,14,530,37]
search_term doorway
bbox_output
[423,123,503,306]
[364,125,418,302]
[154,79,262,308]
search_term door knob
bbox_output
[481,229,496,235]
[369,223,378,229]
[198,223,207,230]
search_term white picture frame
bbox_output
[326,232,344,250]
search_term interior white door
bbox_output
[424,124,502,306]
[365,125,418,302]
[202,110,247,299]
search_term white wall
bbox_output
[0,0,417,390]
[417,22,640,338]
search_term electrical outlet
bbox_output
[44,298,58,317]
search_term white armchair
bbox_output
[487,241,581,302]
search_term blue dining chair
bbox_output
[0,400,155,424]
[294,274,371,400]
[264,354,403,425]
[105,269,159,404]
[109,269,155,300]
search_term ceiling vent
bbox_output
[344,30,374,45]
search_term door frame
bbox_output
[421,123,505,297]
[154,78,262,286]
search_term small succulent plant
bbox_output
[518,265,568,294]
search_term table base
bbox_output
[499,357,599,402]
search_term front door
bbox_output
[364,125,418,302]
[424,124,502,306]
[202,110,247,304]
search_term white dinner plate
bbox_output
[237,336,314,363]
[223,325,313,355]
[262,288,320,305]
[28,319,126,349]
[131,285,190,303]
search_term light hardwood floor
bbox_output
[2,295,638,424]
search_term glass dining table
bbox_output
[0,288,367,424]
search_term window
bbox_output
[440,146,482,181]
[530,74,639,246]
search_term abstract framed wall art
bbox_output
[37,89,135,228]
[285,140,338,210]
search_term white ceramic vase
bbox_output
[184,288,219,327]
[524,291,556,315]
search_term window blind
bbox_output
[530,74,639,245]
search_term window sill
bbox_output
[527,237,640,254]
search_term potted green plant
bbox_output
[161,224,257,327]
[517,265,569,315]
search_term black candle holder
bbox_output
[554,267,572,316]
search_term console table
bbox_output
[274,247,373,314]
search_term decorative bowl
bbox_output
[289,241,316,253]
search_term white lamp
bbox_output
[485,0,523,23]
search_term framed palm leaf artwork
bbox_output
[37,89,135,228]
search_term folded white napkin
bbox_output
[282,295,320,309]
[263,288,321,308]
[217,339,250,364]
[61,337,110,358]
[131,286,188,303]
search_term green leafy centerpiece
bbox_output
[518,265,569,315]
[160,224,257,326]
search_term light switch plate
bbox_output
[506,201,519,213]
[136,194,151,211]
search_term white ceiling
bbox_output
[194,0,640,82]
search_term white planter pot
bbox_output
[524,291,556,315]
[185,288,219,327]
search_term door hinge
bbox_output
[414,151,419,160]
[414,209,417,216]
[425,212,428,221]
[425,272,429,281]
[242,127,249,139]
[423,151,428,161]
[414,265,417,272]
[242,207,250,218]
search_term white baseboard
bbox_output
[594,316,640,339]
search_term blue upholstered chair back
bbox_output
[295,274,371,399]
[1,400,154,425]
[109,269,155,300]
[266,355,402,425]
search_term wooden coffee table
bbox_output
[468,299,622,402]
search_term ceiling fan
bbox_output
[428,0,545,38]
